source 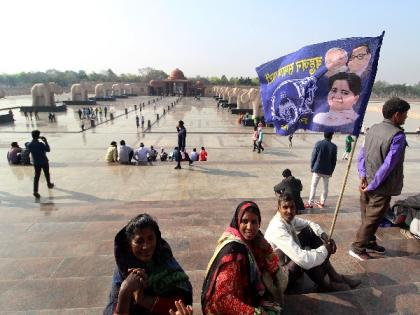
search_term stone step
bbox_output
[283,282,420,315]
[3,307,104,314]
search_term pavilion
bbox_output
[149,68,205,96]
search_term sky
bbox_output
[1,0,419,84]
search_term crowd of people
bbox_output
[5,96,416,313]
[104,140,208,166]
[101,97,413,315]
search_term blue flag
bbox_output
[256,33,384,136]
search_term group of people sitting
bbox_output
[105,140,208,165]
[105,195,360,315]
[6,141,31,165]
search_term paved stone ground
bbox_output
[0,97,419,314]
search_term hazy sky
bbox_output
[1,0,419,84]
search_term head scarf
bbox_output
[114,225,192,303]
[201,201,279,312]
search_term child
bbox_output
[199,146,207,161]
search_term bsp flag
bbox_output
[255,33,384,136]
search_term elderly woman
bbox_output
[104,214,193,315]
[202,201,287,315]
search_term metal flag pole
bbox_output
[329,136,359,238]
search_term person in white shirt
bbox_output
[118,140,133,164]
[190,148,199,161]
[134,142,150,165]
[265,193,360,292]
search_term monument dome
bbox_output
[168,68,186,80]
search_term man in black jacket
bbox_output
[28,130,54,198]
[274,169,305,211]
[174,120,192,169]
[306,132,337,208]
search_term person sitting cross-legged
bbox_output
[265,193,361,292]
[134,143,150,165]
[118,140,134,164]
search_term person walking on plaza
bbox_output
[288,134,293,148]
[257,126,264,153]
[305,132,337,209]
[135,115,140,129]
[28,130,54,199]
[349,98,410,261]
[342,135,354,160]
[252,126,259,151]
[175,120,192,169]
[141,115,145,128]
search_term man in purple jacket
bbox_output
[349,98,410,261]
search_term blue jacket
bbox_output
[311,139,337,176]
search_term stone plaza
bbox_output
[0,96,419,314]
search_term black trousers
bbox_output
[33,164,51,193]
[285,227,329,289]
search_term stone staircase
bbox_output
[0,196,418,314]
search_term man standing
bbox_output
[175,120,192,169]
[306,132,337,208]
[28,130,54,199]
[349,98,410,261]
[342,135,354,160]
[135,115,140,129]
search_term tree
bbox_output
[220,75,229,85]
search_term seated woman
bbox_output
[202,201,287,315]
[265,193,360,292]
[104,214,193,315]
[7,142,22,164]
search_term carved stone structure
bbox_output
[237,89,250,109]
[31,82,63,107]
[95,83,113,98]
[71,83,89,101]
[248,88,262,117]
[112,84,123,96]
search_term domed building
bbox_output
[148,68,205,96]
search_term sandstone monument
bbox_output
[71,82,89,101]
[31,82,63,106]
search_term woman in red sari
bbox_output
[201,201,287,315]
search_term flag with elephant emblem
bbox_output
[255,32,384,136]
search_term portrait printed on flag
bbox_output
[256,34,383,136]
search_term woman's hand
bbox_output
[121,268,147,294]
[169,300,193,315]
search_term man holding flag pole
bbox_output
[349,97,410,261]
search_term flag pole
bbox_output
[328,136,359,238]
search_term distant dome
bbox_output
[168,68,186,80]
[149,80,160,87]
